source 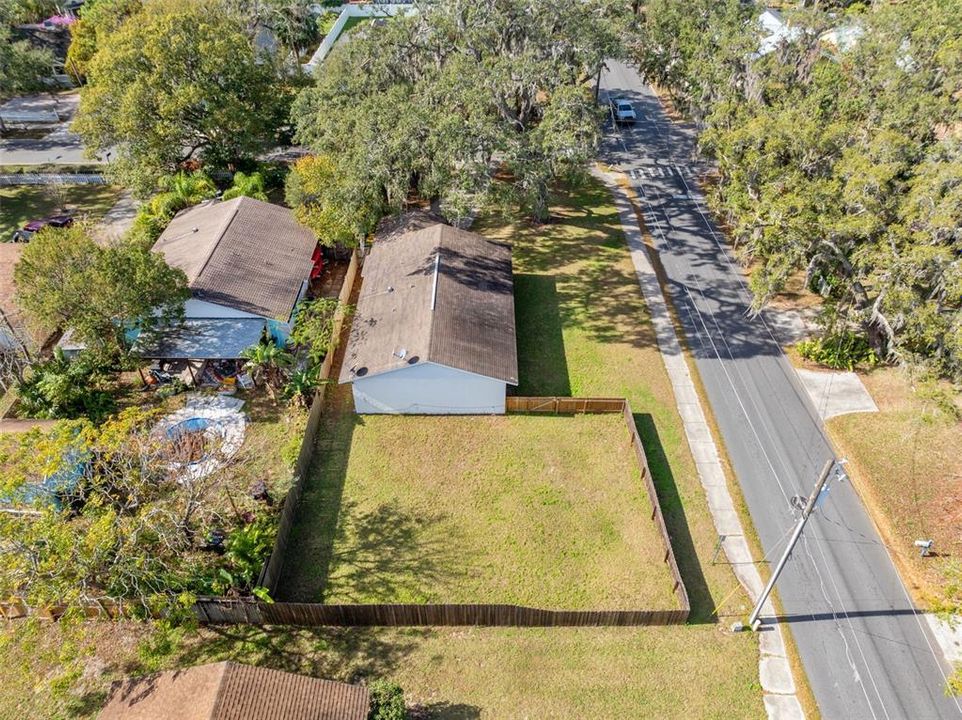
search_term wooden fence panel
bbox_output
[505,396,626,414]
[257,250,360,594]
[243,601,687,627]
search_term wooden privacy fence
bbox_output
[506,396,627,413]
[256,249,360,594]
[508,396,690,615]
[193,599,689,627]
[193,394,691,629]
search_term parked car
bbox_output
[10,213,74,242]
[610,98,637,124]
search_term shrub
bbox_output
[368,680,407,720]
[16,349,115,423]
[215,517,277,595]
[289,298,348,367]
[284,367,320,408]
[797,332,878,371]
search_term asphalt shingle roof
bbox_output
[340,214,518,385]
[153,198,316,321]
[97,661,370,720]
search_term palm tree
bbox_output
[284,366,320,409]
[222,171,268,202]
[158,171,218,210]
[240,341,293,402]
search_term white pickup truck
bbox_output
[610,98,637,124]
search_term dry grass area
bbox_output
[827,367,962,607]
[283,410,678,609]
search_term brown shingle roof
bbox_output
[339,217,518,385]
[98,662,370,720]
[153,198,316,321]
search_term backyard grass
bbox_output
[282,409,677,608]
[0,184,121,239]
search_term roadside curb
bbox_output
[595,167,806,720]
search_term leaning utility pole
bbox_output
[748,458,835,630]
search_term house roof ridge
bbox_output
[425,224,446,363]
[193,198,243,285]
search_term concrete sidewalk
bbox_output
[94,191,139,245]
[595,167,805,720]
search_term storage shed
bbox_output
[339,214,518,414]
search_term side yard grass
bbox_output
[0,185,121,239]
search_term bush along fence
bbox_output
[256,248,360,594]
[192,395,691,628]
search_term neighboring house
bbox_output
[97,661,370,720]
[135,197,320,363]
[340,212,518,414]
[756,8,865,59]
[755,8,801,57]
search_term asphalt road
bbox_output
[600,60,961,720]
[0,127,105,166]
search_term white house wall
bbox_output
[184,298,263,320]
[350,361,506,414]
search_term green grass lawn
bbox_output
[281,410,678,609]
[0,184,121,240]
[338,15,372,39]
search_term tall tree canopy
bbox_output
[14,224,190,359]
[0,3,54,100]
[291,0,624,226]
[64,0,141,80]
[73,0,296,196]
[635,0,962,379]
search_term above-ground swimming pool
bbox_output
[166,417,213,465]
[154,395,247,482]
